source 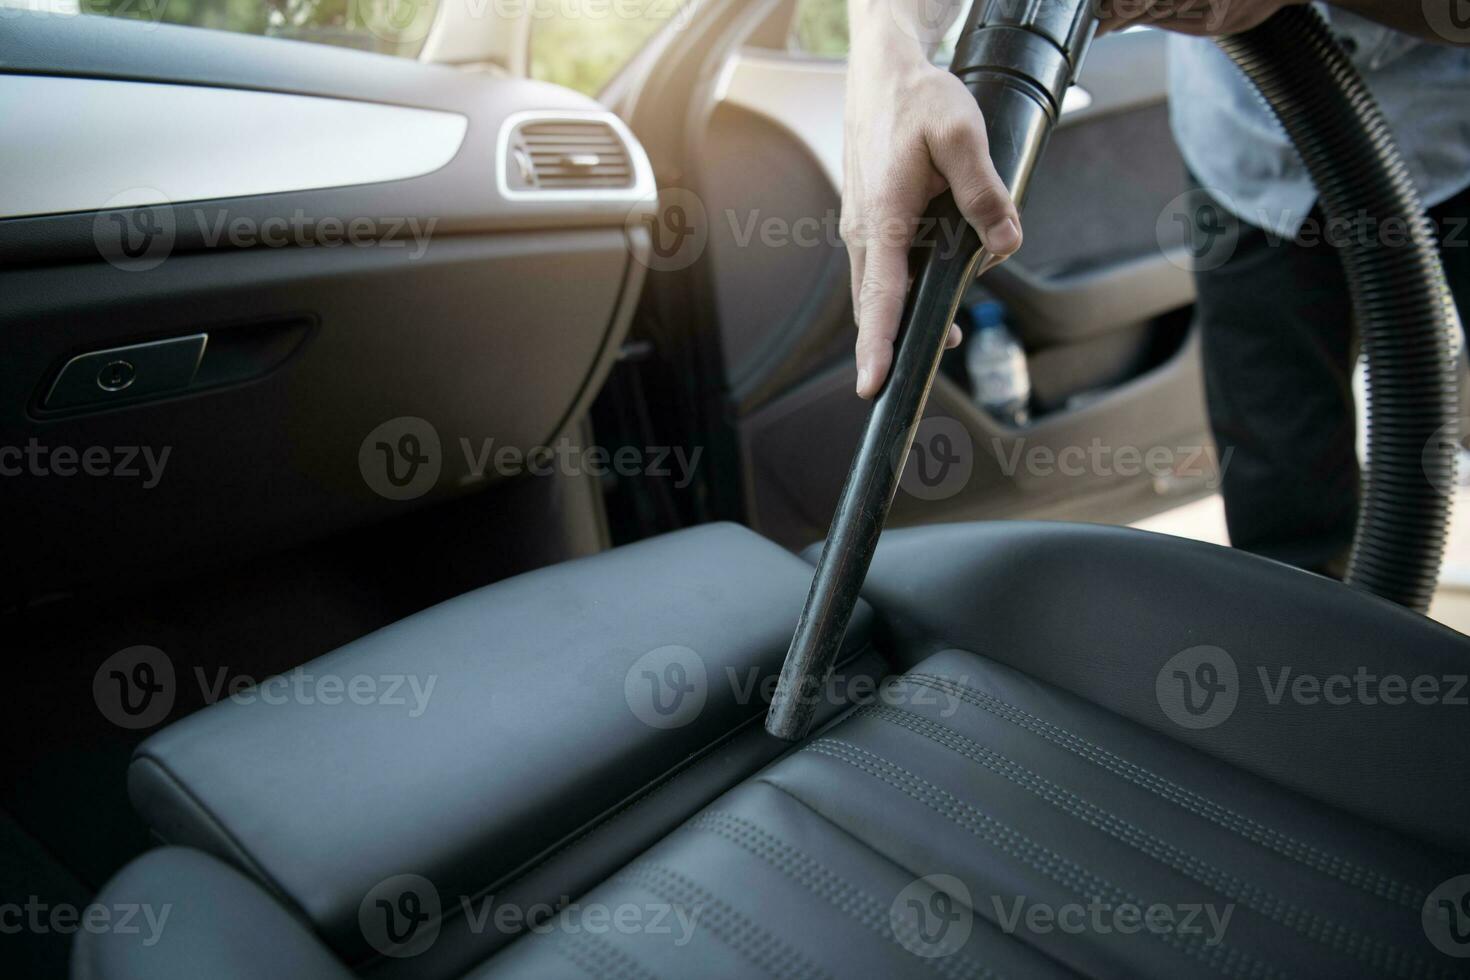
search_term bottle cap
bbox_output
[969,300,1007,330]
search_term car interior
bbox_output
[3,0,1468,977]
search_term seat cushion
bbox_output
[854,522,1470,855]
[85,521,1470,979]
[477,648,1468,978]
[124,522,880,977]
[72,849,353,980]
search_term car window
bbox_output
[792,0,848,56]
[529,1,688,96]
[789,0,961,64]
[75,0,438,57]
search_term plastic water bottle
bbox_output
[964,300,1030,426]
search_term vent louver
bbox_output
[507,118,635,192]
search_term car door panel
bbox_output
[691,24,1213,548]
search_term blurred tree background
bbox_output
[84,0,428,55]
[529,4,675,95]
[792,0,847,56]
[531,0,850,94]
[83,0,857,91]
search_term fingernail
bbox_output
[984,217,1021,255]
[856,368,871,396]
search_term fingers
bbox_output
[927,100,1023,260]
[843,68,1018,400]
[847,213,960,396]
[854,239,909,398]
[843,135,865,323]
[849,227,964,399]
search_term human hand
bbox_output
[841,3,1023,399]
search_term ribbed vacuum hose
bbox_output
[1216,7,1459,612]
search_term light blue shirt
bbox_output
[1168,8,1470,238]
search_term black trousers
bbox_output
[1191,180,1470,575]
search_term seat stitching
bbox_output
[805,738,1283,980]
[688,810,1003,980]
[753,777,1091,980]
[863,704,1446,980]
[615,862,833,980]
[552,929,666,980]
[903,672,1425,911]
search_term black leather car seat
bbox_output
[75,522,1470,979]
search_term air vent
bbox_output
[506,117,634,192]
